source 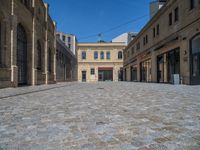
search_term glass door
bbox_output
[157,55,164,83]
[191,34,200,85]
[98,72,104,81]
[82,71,86,82]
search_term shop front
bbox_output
[98,67,113,81]
[130,65,137,81]
[140,59,152,82]
[157,48,180,83]
[190,34,200,85]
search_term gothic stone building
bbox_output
[77,42,126,82]
[0,0,56,88]
[124,0,200,85]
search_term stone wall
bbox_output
[0,0,56,88]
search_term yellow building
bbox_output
[124,0,200,85]
[77,42,126,82]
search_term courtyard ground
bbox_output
[0,82,199,150]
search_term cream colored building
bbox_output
[124,0,200,85]
[78,42,126,82]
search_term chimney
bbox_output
[150,0,166,18]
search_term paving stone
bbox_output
[0,82,199,149]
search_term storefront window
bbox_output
[157,48,180,83]
[140,59,151,82]
[0,22,1,66]
[191,34,200,77]
[131,66,137,81]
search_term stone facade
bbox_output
[78,42,126,82]
[56,32,77,55]
[56,37,77,82]
[124,0,200,85]
[0,0,56,88]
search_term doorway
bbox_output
[82,71,86,82]
[190,34,200,85]
[157,48,180,83]
[140,59,151,82]
[131,66,137,81]
[98,72,104,81]
[157,55,164,83]
[98,68,113,81]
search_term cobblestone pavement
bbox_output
[0,82,200,150]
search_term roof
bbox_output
[125,0,170,50]
[78,42,126,47]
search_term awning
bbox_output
[98,67,113,71]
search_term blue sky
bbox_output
[43,0,151,42]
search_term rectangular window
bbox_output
[157,24,160,35]
[146,35,148,44]
[118,51,123,59]
[174,7,179,22]
[136,42,140,50]
[62,35,65,42]
[82,51,86,60]
[169,12,172,25]
[100,52,104,59]
[91,68,95,75]
[94,51,98,60]
[153,28,156,38]
[190,0,195,9]
[143,37,146,45]
[68,44,71,49]
[68,37,71,42]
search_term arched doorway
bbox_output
[190,33,200,85]
[17,24,27,85]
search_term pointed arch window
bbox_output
[37,40,42,70]
[48,48,52,73]
[17,24,27,85]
